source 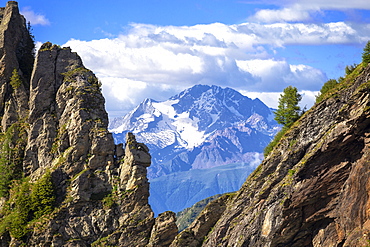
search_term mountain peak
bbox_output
[171,84,249,102]
[110,84,279,213]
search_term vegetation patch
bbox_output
[264,126,288,157]
[51,123,68,153]
[315,79,339,104]
[91,233,118,247]
[362,40,370,66]
[31,171,56,219]
[0,171,56,240]
[61,67,102,93]
[0,121,28,197]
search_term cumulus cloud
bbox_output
[290,0,370,10]
[236,60,326,91]
[248,0,370,23]
[100,77,184,117]
[63,20,369,116]
[241,90,318,110]
[248,5,316,23]
[21,7,50,26]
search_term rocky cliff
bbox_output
[171,63,370,246]
[0,2,177,246]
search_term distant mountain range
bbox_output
[109,84,280,214]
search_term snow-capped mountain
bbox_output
[109,84,280,214]
[110,85,279,176]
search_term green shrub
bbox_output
[0,172,56,240]
[264,127,288,157]
[0,123,27,197]
[0,180,31,239]
[31,171,56,219]
[345,63,357,75]
[315,79,339,104]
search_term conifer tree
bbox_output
[362,41,370,65]
[274,86,302,128]
[10,68,22,90]
[31,171,55,218]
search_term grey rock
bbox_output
[149,211,178,247]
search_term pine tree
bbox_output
[274,86,302,128]
[31,171,55,219]
[362,41,370,65]
[10,68,22,90]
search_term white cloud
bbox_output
[288,0,370,10]
[236,59,326,91]
[21,7,50,26]
[249,5,316,23]
[100,76,185,117]
[248,0,370,23]
[63,21,369,116]
[241,90,318,110]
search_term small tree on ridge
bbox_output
[362,41,370,65]
[274,86,302,128]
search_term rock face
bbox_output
[171,193,234,247]
[0,2,177,246]
[171,63,370,246]
[0,1,33,130]
[148,211,178,247]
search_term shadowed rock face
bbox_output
[171,64,370,247]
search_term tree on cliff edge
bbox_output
[362,41,370,65]
[274,86,302,128]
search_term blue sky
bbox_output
[13,0,370,117]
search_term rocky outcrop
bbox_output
[0,1,33,130]
[171,63,370,246]
[0,2,177,246]
[171,193,234,247]
[148,211,178,247]
[176,194,223,232]
[24,41,114,180]
[1,38,156,245]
